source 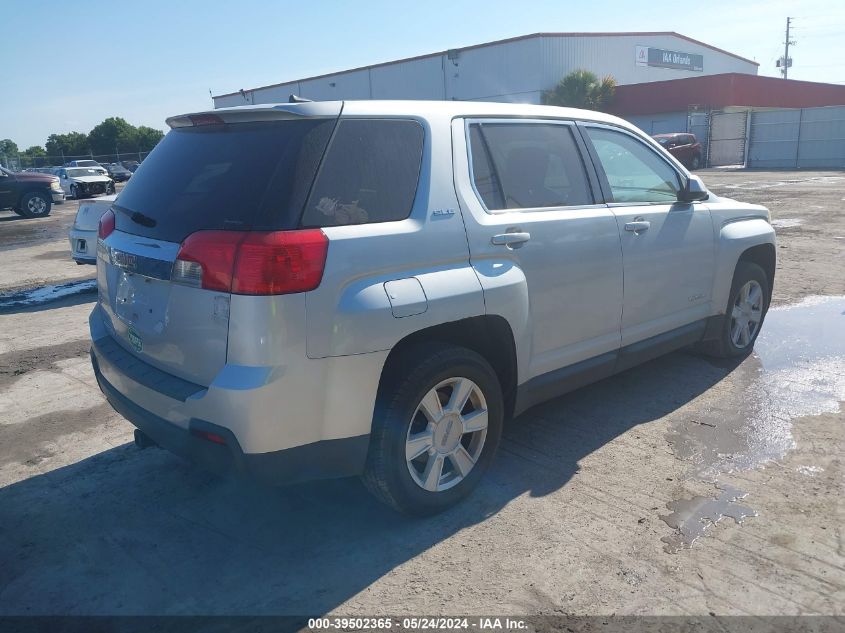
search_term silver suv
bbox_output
[90,101,775,514]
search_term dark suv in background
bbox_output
[653,133,703,170]
[0,166,65,217]
[106,163,133,182]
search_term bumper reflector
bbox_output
[191,429,228,445]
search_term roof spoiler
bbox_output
[289,94,313,103]
[166,101,342,128]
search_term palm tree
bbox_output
[541,70,617,111]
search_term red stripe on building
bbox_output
[610,73,845,115]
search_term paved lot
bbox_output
[0,171,842,616]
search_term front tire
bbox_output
[363,343,504,515]
[18,191,52,218]
[106,181,116,195]
[701,261,769,358]
[70,184,81,200]
[690,155,702,170]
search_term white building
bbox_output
[212,32,759,108]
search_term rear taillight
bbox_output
[98,209,115,240]
[233,230,329,295]
[171,231,244,292]
[172,229,328,295]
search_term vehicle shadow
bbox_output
[0,350,740,615]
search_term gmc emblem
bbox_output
[112,251,138,272]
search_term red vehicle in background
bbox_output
[653,133,703,170]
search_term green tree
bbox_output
[21,145,47,167]
[135,126,165,151]
[46,132,89,159]
[0,138,19,156]
[88,117,138,155]
[541,70,617,111]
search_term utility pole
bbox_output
[778,17,796,79]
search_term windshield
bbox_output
[655,137,669,146]
[75,161,98,167]
[67,168,104,178]
[113,119,336,243]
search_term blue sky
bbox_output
[2,0,843,148]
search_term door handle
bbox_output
[491,232,531,247]
[624,221,650,233]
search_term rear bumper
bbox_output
[93,352,368,485]
[69,227,96,264]
[89,305,375,486]
[52,191,66,203]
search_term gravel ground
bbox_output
[0,171,842,617]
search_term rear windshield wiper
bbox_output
[115,205,157,228]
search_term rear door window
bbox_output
[300,119,424,227]
[113,119,335,243]
[467,123,593,210]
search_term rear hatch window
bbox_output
[113,119,336,242]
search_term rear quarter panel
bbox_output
[305,111,485,359]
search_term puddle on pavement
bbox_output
[662,295,844,551]
[0,279,96,312]
[660,484,756,553]
[667,295,845,480]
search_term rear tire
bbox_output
[18,191,52,218]
[362,343,504,515]
[698,261,769,358]
[690,155,702,170]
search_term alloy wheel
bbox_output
[405,377,488,492]
[27,195,47,215]
[730,280,763,348]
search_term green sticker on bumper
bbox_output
[127,327,143,353]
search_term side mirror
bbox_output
[679,175,709,202]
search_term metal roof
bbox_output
[213,32,759,99]
[610,73,845,115]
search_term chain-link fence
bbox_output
[0,150,152,172]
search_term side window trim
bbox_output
[574,122,611,204]
[296,111,343,226]
[578,122,688,207]
[474,124,507,209]
[464,117,604,214]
